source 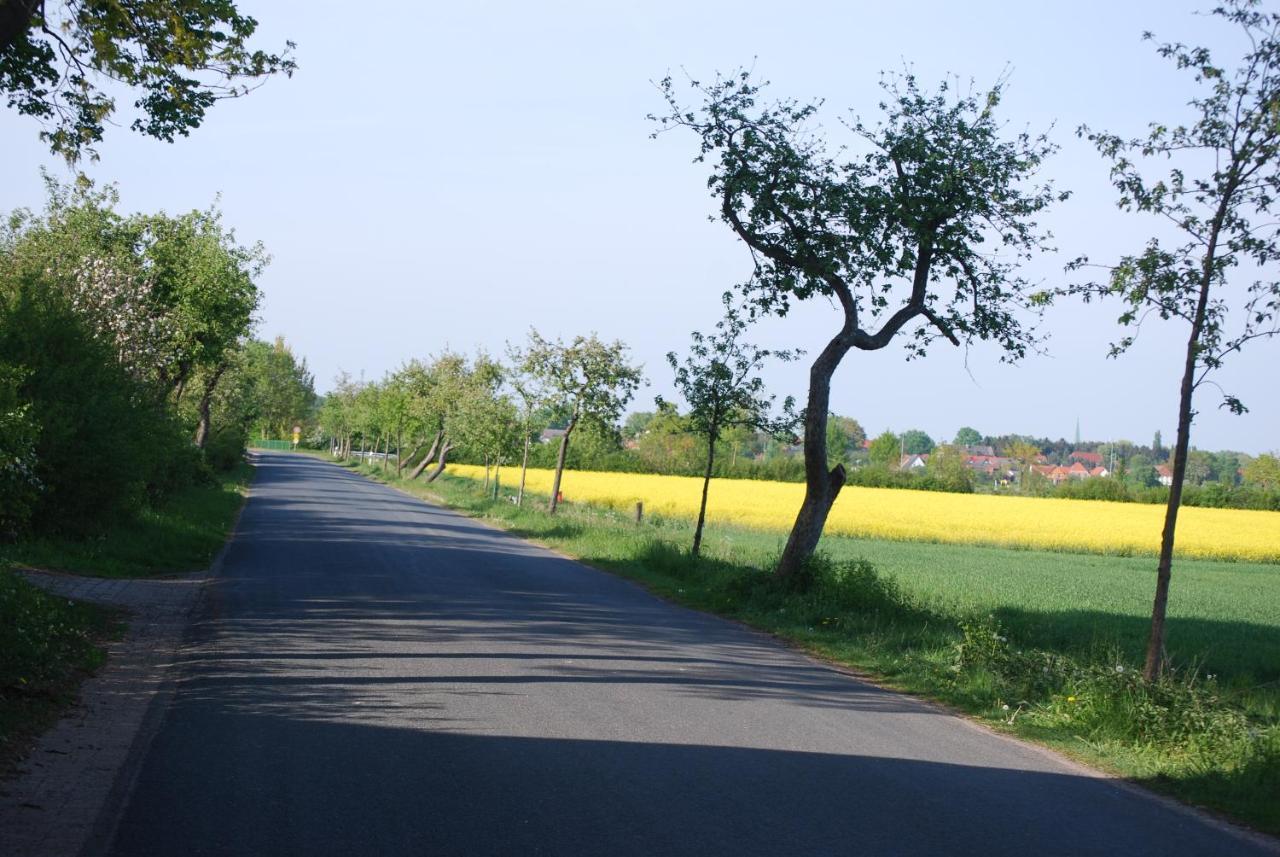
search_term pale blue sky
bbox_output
[3,1,1276,453]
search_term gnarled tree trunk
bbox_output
[774,334,854,579]
[193,362,229,449]
[547,419,577,514]
[424,441,453,482]
[410,430,444,479]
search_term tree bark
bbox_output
[517,433,530,506]
[774,334,854,579]
[193,362,229,449]
[424,441,453,482]
[410,430,444,479]
[0,1,40,56]
[396,431,403,477]
[547,418,577,514]
[692,432,717,557]
[1144,247,1218,681]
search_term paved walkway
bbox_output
[0,570,208,857]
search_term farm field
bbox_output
[449,463,1280,563]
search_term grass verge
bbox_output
[0,568,119,772]
[328,453,1280,836]
[0,460,252,578]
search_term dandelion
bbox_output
[1067,695,1077,703]
[1115,665,1125,674]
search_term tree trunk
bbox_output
[193,362,229,449]
[774,334,853,579]
[1144,263,1216,681]
[0,1,39,56]
[380,435,389,472]
[396,431,403,477]
[493,464,501,502]
[692,432,717,557]
[547,420,577,514]
[410,430,444,480]
[424,441,453,482]
[517,434,530,507]
[483,457,491,494]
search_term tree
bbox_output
[452,387,522,500]
[1243,452,1280,490]
[926,443,973,491]
[514,330,643,514]
[1070,1,1280,680]
[954,426,983,446]
[900,429,935,455]
[1,0,295,162]
[664,293,798,555]
[1152,430,1164,461]
[867,431,900,469]
[655,69,1063,578]
[241,336,315,440]
[1006,439,1042,490]
[824,415,865,467]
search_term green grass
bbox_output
[322,454,1280,836]
[0,461,252,578]
[0,568,118,770]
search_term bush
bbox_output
[0,277,195,533]
[204,427,248,472]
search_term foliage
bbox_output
[954,426,983,446]
[0,363,40,537]
[663,292,799,552]
[900,429,935,455]
[241,336,315,440]
[0,0,295,162]
[1244,453,1280,491]
[867,430,900,468]
[511,329,643,511]
[925,443,973,491]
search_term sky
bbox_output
[2,0,1277,453]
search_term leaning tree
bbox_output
[654,70,1066,578]
[1070,0,1280,680]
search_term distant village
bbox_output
[895,447,1175,487]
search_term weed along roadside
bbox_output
[319,451,1280,837]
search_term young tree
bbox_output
[515,330,643,514]
[1071,1,1280,680]
[900,429,936,455]
[1,0,295,162]
[504,347,549,507]
[655,70,1064,579]
[867,431,900,469]
[664,293,799,556]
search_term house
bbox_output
[1089,465,1110,478]
[539,428,567,444]
[899,453,929,470]
[1156,464,1174,487]
[1069,451,1104,467]
[1067,461,1091,480]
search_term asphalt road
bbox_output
[105,452,1272,856]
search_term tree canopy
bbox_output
[1,0,295,162]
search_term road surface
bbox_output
[106,452,1272,856]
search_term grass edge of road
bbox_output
[1,460,253,579]
[307,451,1279,839]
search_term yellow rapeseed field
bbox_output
[449,464,1280,563]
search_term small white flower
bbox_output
[1115,665,1125,673]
